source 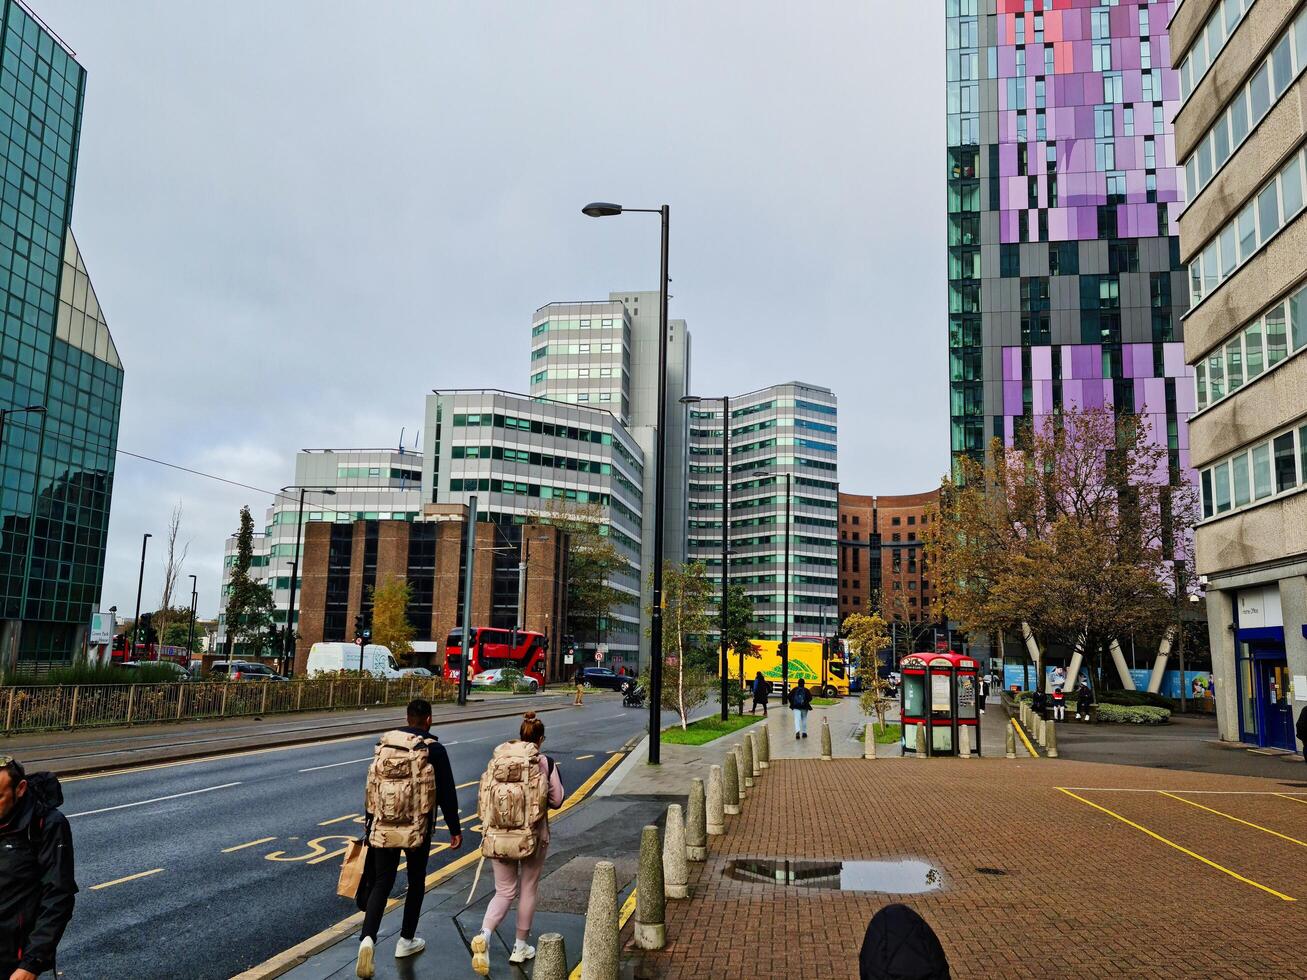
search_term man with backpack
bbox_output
[356,700,462,978]
[1,756,77,980]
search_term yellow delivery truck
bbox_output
[726,638,850,699]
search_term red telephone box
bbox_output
[899,652,981,756]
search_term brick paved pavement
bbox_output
[637,757,1307,978]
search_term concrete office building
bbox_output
[423,389,645,670]
[1173,0,1307,750]
[946,0,1193,480]
[531,292,691,662]
[215,449,423,655]
[0,3,124,669]
[686,383,838,640]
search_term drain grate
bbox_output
[974,867,1008,876]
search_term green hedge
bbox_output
[1095,703,1171,725]
[1098,689,1176,711]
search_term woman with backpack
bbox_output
[471,711,564,974]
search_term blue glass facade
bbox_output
[0,1,121,667]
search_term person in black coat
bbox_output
[0,757,77,980]
[751,671,770,715]
[1297,705,1307,763]
[1076,683,1094,722]
[859,903,950,980]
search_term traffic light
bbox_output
[354,614,364,639]
[140,613,157,646]
[777,640,788,661]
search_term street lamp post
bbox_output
[682,394,731,720]
[131,532,152,658]
[187,574,198,662]
[583,201,670,765]
[281,485,337,678]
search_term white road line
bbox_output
[298,757,374,773]
[67,782,242,818]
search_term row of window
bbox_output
[531,317,619,336]
[446,477,639,522]
[451,412,630,451]
[335,466,421,481]
[1188,146,1306,307]
[1195,282,1307,410]
[1200,421,1307,519]
[1183,7,1306,205]
[1178,0,1255,104]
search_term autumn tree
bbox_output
[844,612,894,730]
[881,588,935,663]
[369,575,416,663]
[648,561,715,730]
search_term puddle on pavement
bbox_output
[723,858,942,894]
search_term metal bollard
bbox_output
[581,861,619,979]
[535,933,568,980]
[634,826,666,950]
[746,732,761,779]
[1005,722,1017,759]
[1047,719,1059,758]
[958,724,972,759]
[820,715,833,760]
[741,736,755,789]
[722,753,741,816]
[663,804,689,899]
[757,723,770,769]
[707,765,726,833]
[686,777,707,860]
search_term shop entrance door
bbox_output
[1255,657,1294,751]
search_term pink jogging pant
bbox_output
[481,845,549,936]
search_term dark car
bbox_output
[579,666,626,690]
[211,661,282,681]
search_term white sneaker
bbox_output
[395,936,426,958]
[471,932,489,976]
[356,937,375,978]
[509,940,536,964]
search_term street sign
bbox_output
[355,637,364,647]
[595,652,603,663]
[563,653,574,665]
[89,611,114,645]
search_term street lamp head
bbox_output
[322,488,336,496]
[144,532,152,539]
[22,404,45,413]
[582,202,623,217]
[678,395,702,405]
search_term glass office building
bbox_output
[947,0,1192,476]
[0,2,122,668]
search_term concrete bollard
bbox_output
[1005,722,1017,759]
[706,766,725,834]
[820,716,833,760]
[1047,719,1059,758]
[864,722,877,759]
[732,746,747,801]
[663,804,689,899]
[1020,702,1029,727]
[915,724,926,756]
[722,753,741,816]
[757,723,770,768]
[634,826,666,950]
[746,732,761,779]
[1036,717,1047,747]
[741,736,755,788]
[686,778,707,860]
[958,724,972,759]
[535,933,568,980]
[581,861,619,980]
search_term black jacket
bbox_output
[396,726,461,839]
[1297,706,1307,747]
[790,685,813,711]
[1,785,77,974]
[859,903,950,980]
[751,678,770,700]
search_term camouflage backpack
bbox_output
[365,730,435,849]
[478,740,549,860]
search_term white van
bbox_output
[306,642,403,679]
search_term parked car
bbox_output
[578,666,626,690]
[210,661,281,681]
[396,667,433,678]
[305,642,403,679]
[470,668,539,693]
[118,660,192,681]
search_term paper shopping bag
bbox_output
[337,838,368,899]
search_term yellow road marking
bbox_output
[571,887,638,978]
[1056,788,1295,902]
[575,754,594,760]
[1011,718,1038,757]
[318,813,361,826]
[1276,793,1307,806]
[265,835,355,864]
[1160,792,1307,848]
[233,750,627,980]
[223,836,277,853]
[91,867,164,890]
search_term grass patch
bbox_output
[662,713,761,745]
[812,697,840,707]
[858,721,902,744]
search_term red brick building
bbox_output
[837,490,940,640]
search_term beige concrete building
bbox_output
[1173,0,1307,751]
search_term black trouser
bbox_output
[751,697,767,714]
[361,839,432,942]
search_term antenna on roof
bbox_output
[398,427,406,454]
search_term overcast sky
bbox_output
[41,1,946,619]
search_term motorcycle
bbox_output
[621,680,646,708]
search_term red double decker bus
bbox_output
[444,627,547,688]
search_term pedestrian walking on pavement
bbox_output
[573,665,585,705]
[1051,686,1066,721]
[751,671,770,715]
[790,677,814,739]
[1297,705,1307,763]
[356,699,462,978]
[1076,683,1093,722]
[1,757,76,980]
[858,903,951,980]
[471,711,565,975]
